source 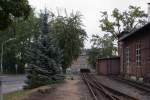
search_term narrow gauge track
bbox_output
[81,73,138,100]
[110,76,150,93]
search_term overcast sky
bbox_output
[28,0,150,48]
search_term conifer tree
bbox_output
[24,9,63,89]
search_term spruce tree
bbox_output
[24,9,63,89]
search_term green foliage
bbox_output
[100,5,147,39]
[50,11,87,72]
[88,34,115,68]
[88,5,147,68]
[0,9,87,74]
[91,34,115,56]
[89,5,148,66]
[0,9,40,74]
[87,47,100,68]
[25,10,64,89]
[0,0,31,30]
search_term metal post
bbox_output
[0,43,3,74]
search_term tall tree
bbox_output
[25,9,63,89]
[0,9,40,73]
[0,0,31,30]
[91,34,115,57]
[51,11,87,72]
[100,5,147,39]
[88,34,115,68]
[89,5,148,63]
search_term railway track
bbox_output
[81,73,138,100]
[110,76,150,93]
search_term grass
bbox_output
[3,77,66,100]
[3,90,29,100]
[3,86,51,100]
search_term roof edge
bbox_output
[119,23,150,41]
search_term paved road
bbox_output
[0,75,26,93]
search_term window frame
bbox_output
[125,47,130,66]
[136,42,141,67]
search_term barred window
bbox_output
[125,47,130,66]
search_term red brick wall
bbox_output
[108,59,120,74]
[97,57,120,75]
[98,60,108,75]
[119,31,150,79]
[119,41,125,76]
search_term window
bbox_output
[125,47,130,66]
[136,43,141,66]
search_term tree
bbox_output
[91,34,115,56]
[88,34,115,68]
[50,11,87,72]
[0,0,31,30]
[88,5,148,65]
[87,47,100,68]
[25,9,64,89]
[0,9,40,74]
[100,5,147,39]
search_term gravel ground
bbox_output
[37,75,93,100]
[95,75,150,100]
[41,76,92,100]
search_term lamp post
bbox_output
[0,38,16,74]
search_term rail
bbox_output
[81,73,139,100]
[110,76,150,93]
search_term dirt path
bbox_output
[40,75,92,100]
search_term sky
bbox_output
[28,0,150,48]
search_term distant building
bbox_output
[71,50,89,73]
[96,57,120,75]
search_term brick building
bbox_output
[118,23,150,82]
[96,3,150,82]
[96,57,120,75]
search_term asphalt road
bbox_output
[0,75,26,93]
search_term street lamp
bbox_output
[0,38,16,74]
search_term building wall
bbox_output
[118,41,125,75]
[108,58,120,74]
[119,30,150,80]
[71,55,89,73]
[97,59,107,75]
[97,57,120,75]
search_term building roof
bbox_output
[119,23,150,41]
